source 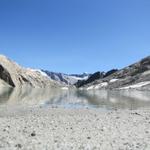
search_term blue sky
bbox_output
[0,0,150,74]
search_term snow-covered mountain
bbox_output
[41,70,90,85]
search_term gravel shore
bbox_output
[0,106,150,150]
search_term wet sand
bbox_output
[0,106,150,150]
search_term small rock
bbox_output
[31,131,36,137]
[145,131,149,134]
[3,129,6,132]
[54,140,57,143]
[131,112,141,116]
[15,144,22,148]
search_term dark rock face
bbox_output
[75,72,104,87]
[0,64,15,87]
[104,69,118,78]
[69,73,90,78]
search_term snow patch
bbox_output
[109,79,119,83]
[94,82,108,89]
[142,70,150,76]
[61,87,69,90]
[119,81,150,90]
[87,82,108,90]
[69,76,89,81]
[87,86,94,90]
[28,69,49,77]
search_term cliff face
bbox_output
[75,72,104,88]
[0,55,61,88]
[0,64,15,87]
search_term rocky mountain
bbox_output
[1,54,150,91]
[42,70,90,85]
[75,70,119,88]
[0,55,61,88]
[75,71,105,87]
[78,56,150,90]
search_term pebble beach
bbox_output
[0,106,150,150]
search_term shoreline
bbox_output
[0,106,150,150]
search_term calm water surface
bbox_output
[0,87,150,110]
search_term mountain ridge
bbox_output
[1,54,150,90]
[77,55,150,90]
[42,70,90,85]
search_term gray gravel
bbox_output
[0,106,150,150]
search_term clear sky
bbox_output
[0,0,150,74]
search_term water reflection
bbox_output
[0,87,150,110]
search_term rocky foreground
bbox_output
[0,106,150,150]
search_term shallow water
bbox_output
[0,87,150,110]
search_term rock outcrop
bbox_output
[0,55,61,88]
[0,64,15,87]
[75,72,104,87]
